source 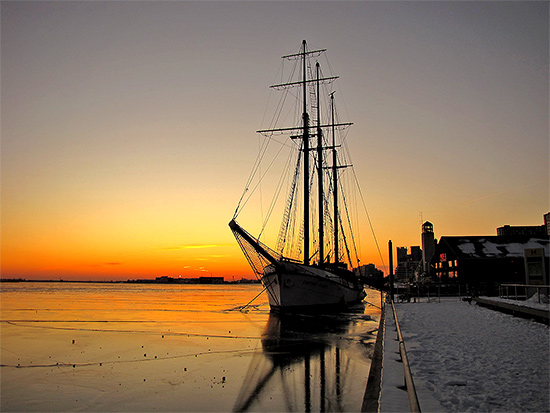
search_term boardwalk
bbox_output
[380,298,549,412]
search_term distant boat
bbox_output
[230,40,366,312]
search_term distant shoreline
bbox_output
[0,277,260,285]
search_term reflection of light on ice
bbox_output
[234,310,379,412]
[1,283,381,412]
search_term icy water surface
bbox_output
[1,282,381,411]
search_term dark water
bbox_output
[1,282,381,411]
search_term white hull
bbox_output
[262,261,365,311]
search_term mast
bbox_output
[254,41,351,265]
[331,92,338,264]
[316,62,324,266]
[302,39,310,266]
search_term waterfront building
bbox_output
[355,263,384,289]
[198,276,224,284]
[396,247,408,265]
[147,276,225,284]
[430,235,549,295]
[410,246,422,262]
[421,221,436,277]
[524,247,547,286]
[497,212,550,237]
[496,224,546,237]
[395,246,422,282]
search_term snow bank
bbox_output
[395,299,549,412]
[481,295,550,310]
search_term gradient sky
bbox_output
[2,1,548,280]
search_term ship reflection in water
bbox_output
[234,306,377,412]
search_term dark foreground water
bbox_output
[1,282,381,412]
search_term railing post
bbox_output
[389,240,394,302]
[500,284,550,303]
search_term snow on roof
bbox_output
[443,236,549,259]
[456,240,476,255]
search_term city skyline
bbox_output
[2,1,548,280]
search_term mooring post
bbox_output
[389,240,394,302]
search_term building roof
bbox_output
[434,236,550,261]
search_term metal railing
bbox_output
[499,284,550,303]
[391,299,421,413]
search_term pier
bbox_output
[370,295,549,412]
[474,296,549,324]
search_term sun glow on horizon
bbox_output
[2,2,547,281]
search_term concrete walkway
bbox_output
[379,305,411,412]
[379,303,441,412]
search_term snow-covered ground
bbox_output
[480,294,550,311]
[380,298,549,412]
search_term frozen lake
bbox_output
[1,282,381,411]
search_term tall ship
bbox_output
[230,40,366,312]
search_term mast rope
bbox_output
[258,146,296,239]
[233,56,298,220]
[233,139,288,219]
[336,111,386,273]
[339,180,359,267]
[351,165,386,271]
[233,136,271,219]
[276,144,302,254]
[234,40,386,279]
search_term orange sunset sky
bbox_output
[2,1,548,281]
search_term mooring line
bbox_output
[239,283,270,312]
